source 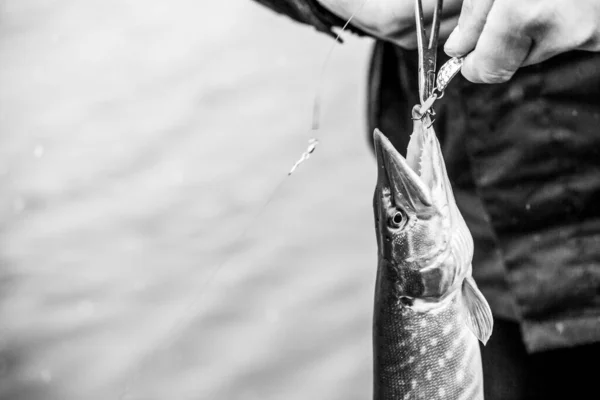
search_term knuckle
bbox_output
[475,68,514,84]
[463,63,514,84]
[511,1,550,38]
[572,20,599,50]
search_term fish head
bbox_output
[372,119,473,301]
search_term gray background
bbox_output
[0,1,378,399]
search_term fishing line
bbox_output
[311,0,370,131]
[117,2,370,398]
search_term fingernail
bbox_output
[444,26,460,56]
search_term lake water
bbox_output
[0,1,380,399]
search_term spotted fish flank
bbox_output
[372,115,493,399]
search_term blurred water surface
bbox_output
[0,1,376,399]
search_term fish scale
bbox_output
[373,270,483,400]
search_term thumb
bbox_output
[444,0,494,57]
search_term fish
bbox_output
[371,113,493,400]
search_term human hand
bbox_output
[444,0,600,83]
[315,0,463,48]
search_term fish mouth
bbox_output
[373,128,433,210]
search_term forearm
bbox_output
[250,0,368,40]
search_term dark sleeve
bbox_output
[251,0,368,40]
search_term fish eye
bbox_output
[388,211,406,228]
[393,213,403,224]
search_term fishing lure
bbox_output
[288,138,319,175]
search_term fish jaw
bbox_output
[373,127,432,214]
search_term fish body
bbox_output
[372,114,493,400]
[373,272,484,400]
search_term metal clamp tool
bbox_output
[413,0,464,120]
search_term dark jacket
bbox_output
[252,0,600,353]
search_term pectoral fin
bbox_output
[461,276,494,345]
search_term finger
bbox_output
[461,3,532,84]
[444,0,494,57]
[521,42,560,67]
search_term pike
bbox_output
[371,1,493,399]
